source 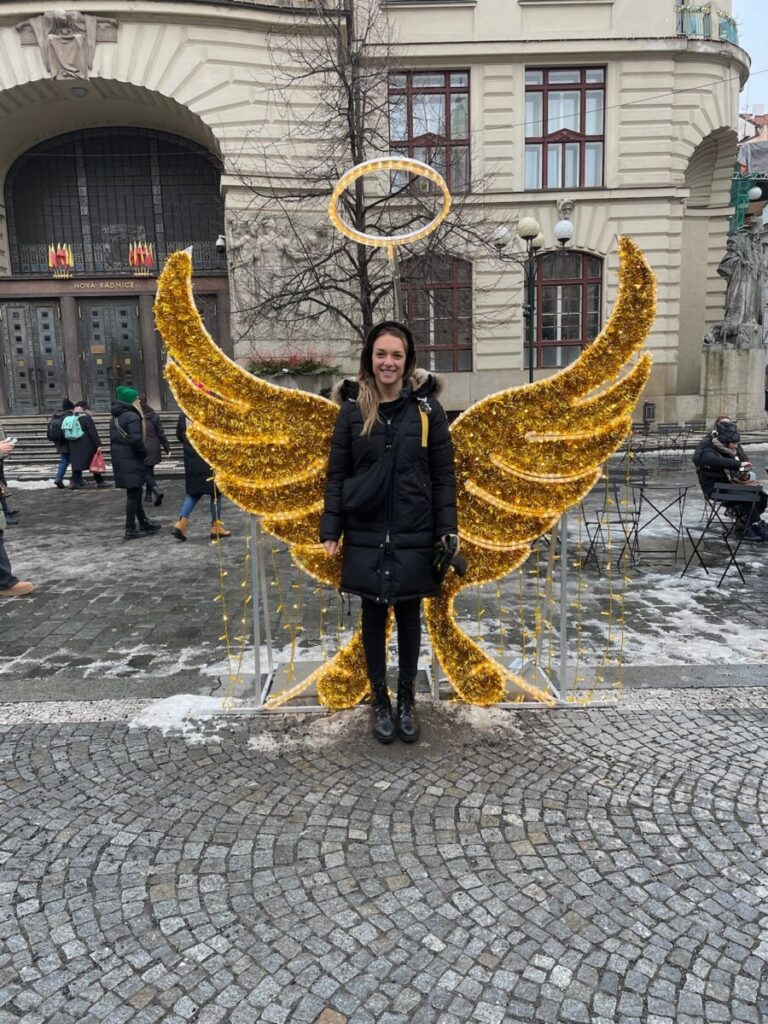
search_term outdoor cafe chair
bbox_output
[580,474,644,573]
[630,481,689,566]
[681,483,763,587]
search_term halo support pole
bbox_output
[387,243,404,321]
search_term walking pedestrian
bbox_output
[172,413,231,541]
[0,439,32,596]
[320,320,458,745]
[109,386,162,541]
[68,401,111,489]
[141,398,170,506]
[48,399,74,489]
[0,425,18,525]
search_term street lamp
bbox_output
[494,216,544,383]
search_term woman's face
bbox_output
[371,333,408,391]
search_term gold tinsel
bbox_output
[154,237,656,709]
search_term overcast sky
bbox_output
[733,0,768,111]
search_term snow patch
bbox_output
[441,702,525,737]
[248,707,366,754]
[3,477,64,490]
[129,694,241,743]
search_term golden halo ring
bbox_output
[328,155,452,249]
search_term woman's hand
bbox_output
[323,540,340,556]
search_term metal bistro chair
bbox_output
[682,483,762,587]
[655,422,685,467]
[632,480,689,565]
[581,471,645,573]
[617,422,651,466]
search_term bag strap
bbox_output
[112,416,130,441]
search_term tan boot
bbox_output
[210,519,231,540]
[172,516,189,542]
[0,581,34,597]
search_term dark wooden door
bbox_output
[0,301,67,414]
[77,300,143,412]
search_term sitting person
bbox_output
[693,418,768,541]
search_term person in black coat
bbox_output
[49,398,74,488]
[69,401,111,489]
[140,399,171,506]
[172,414,231,542]
[320,320,458,745]
[109,386,162,541]
[695,417,767,541]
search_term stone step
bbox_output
[1,412,186,468]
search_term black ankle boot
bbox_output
[369,678,396,744]
[138,518,162,534]
[396,676,420,743]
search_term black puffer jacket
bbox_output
[142,404,170,467]
[177,414,215,496]
[320,371,457,604]
[68,413,102,472]
[109,401,147,489]
[696,436,743,496]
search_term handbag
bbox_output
[342,408,412,516]
[89,449,107,473]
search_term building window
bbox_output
[6,127,225,276]
[403,255,472,371]
[388,71,470,192]
[534,251,602,369]
[525,67,605,190]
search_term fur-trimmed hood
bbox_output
[330,368,444,407]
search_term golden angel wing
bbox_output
[425,236,656,706]
[154,250,338,574]
[156,252,375,710]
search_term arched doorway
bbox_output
[0,127,227,414]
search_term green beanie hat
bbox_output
[116,386,139,404]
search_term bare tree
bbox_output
[227,0,503,358]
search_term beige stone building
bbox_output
[0,0,750,418]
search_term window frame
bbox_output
[388,69,471,194]
[402,254,473,373]
[533,250,602,369]
[524,66,605,191]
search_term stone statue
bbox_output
[703,216,766,350]
[16,10,117,80]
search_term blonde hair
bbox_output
[357,376,381,437]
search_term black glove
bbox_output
[432,534,467,584]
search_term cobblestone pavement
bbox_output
[1,695,767,1024]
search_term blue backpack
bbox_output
[61,414,84,440]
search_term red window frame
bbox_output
[524,66,605,190]
[402,255,473,372]
[388,70,470,193]
[534,250,602,369]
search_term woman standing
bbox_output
[320,321,458,745]
[141,398,171,506]
[172,414,231,541]
[110,386,162,540]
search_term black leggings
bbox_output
[125,487,147,529]
[361,597,421,684]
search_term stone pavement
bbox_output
[1,453,768,1023]
[1,696,767,1024]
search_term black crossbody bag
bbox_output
[342,407,412,516]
